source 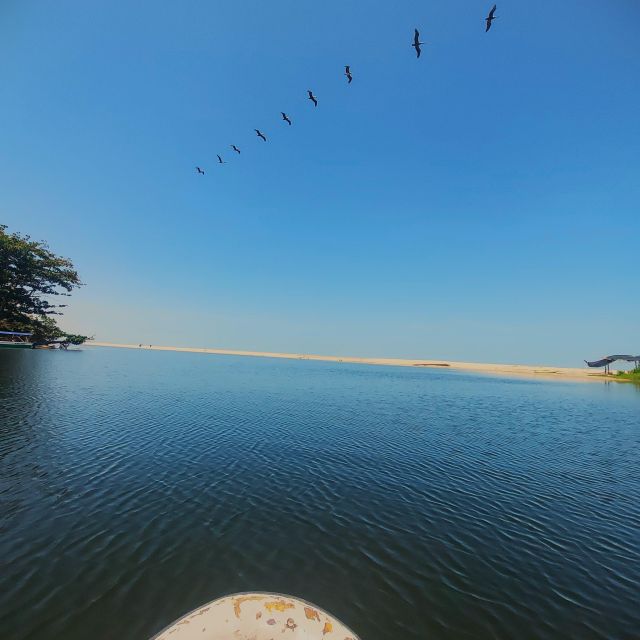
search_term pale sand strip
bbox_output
[87,342,609,383]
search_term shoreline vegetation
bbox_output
[1,225,88,344]
[616,368,640,382]
[86,342,631,384]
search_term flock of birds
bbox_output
[195,4,498,175]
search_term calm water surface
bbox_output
[1,347,639,640]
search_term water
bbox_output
[1,347,639,640]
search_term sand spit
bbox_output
[86,342,615,383]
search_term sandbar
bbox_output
[86,342,614,383]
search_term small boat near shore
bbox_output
[150,592,360,640]
[0,330,33,349]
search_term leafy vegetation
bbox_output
[616,367,640,382]
[615,367,640,382]
[0,224,89,344]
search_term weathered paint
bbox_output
[150,592,360,640]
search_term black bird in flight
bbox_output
[217,154,225,164]
[255,129,267,141]
[231,145,241,154]
[307,90,318,107]
[345,65,353,83]
[412,29,424,58]
[485,4,497,32]
[281,112,292,125]
[196,166,205,175]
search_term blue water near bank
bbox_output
[1,347,639,640]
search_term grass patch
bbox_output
[615,367,640,382]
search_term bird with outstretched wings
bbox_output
[412,29,424,58]
[485,4,497,31]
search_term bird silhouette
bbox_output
[231,145,241,154]
[255,129,267,141]
[345,65,353,83]
[485,4,497,31]
[196,166,205,175]
[412,29,424,58]
[281,112,292,125]
[217,154,225,164]
[307,90,318,107]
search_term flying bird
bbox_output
[196,166,205,175]
[412,29,424,58]
[217,154,225,164]
[345,65,352,83]
[307,90,318,107]
[231,145,241,154]
[281,112,292,125]
[485,4,497,31]
[255,129,267,141]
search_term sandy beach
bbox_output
[87,342,613,383]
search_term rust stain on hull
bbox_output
[233,595,265,618]
[304,607,321,622]
[285,618,297,631]
[264,600,294,614]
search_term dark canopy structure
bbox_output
[585,355,640,368]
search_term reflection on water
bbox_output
[603,378,640,394]
[1,348,639,640]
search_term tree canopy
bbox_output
[0,224,88,343]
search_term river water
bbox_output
[1,347,639,640]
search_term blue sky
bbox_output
[2,1,639,365]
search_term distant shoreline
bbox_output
[86,342,613,383]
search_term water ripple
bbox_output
[1,349,639,640]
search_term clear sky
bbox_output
[2,1,639,366]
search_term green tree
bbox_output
[0,224,88,343]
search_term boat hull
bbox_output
[0,342,32,349]
[150,592,360,640]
